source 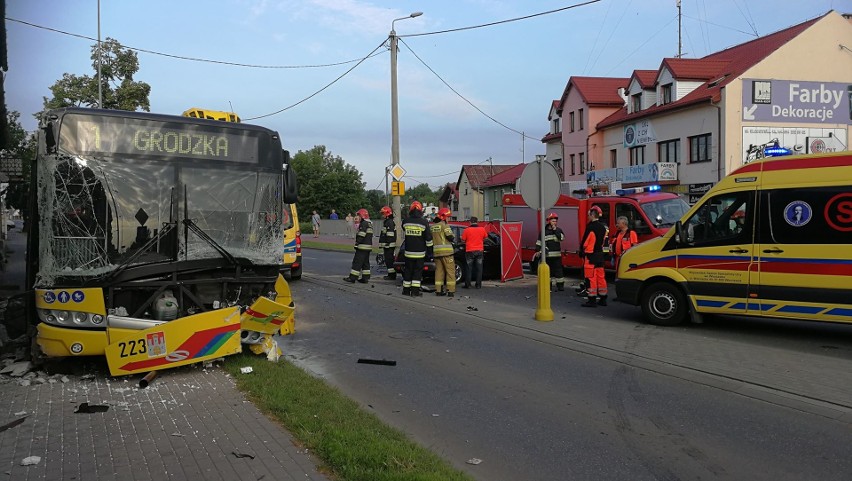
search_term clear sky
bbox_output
[5,0,842,191]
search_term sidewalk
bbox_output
[0,224,332,481]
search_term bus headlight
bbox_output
[37,309,106,329]
[72,312,88,324]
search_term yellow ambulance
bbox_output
[615,151,852,326]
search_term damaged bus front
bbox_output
[27,108,300,376]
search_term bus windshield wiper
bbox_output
[182,218,238,265]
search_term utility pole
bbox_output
[389,11,423,240]
[97,0,102,108]
[677,0,683,58]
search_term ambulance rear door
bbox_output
[755,186,852,322]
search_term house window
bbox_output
[578,109,584,130]
[464,181,469,195]
[569,112,575,132]
[629,146,645,166]
[552,118,560,133]
[661,84,673,104]
[610,149,617,168]
[570,154,576,175]
[631,94,641,112]
[689,134,712,163]
[579,152,585,174]
[657,139,680,163]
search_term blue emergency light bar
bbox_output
[616,184,661,196]
[763,146,792,157]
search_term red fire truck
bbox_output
[502,186,690,270]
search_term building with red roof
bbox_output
[550,76,630,181]
[455,164,517,220]
[585,10,851,202]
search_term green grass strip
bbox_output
[301,240,380,254]
[224,354,474,481]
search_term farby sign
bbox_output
[742,79,852,124]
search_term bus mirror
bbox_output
[675,220,685,244]
[44,123,58,153]
[282,166,299,204]
[282,149,291,164]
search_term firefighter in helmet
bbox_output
[378,206,398,280]
[431,207,456,297]
[536,212,565,291]
[343,208,373,283]
[401,201,433,296]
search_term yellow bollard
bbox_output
[535,261,554,321]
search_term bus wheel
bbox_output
[454,263,463,283]
[641,282,687,326]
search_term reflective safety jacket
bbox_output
[430,220,454,257]
[378,217,397,248]
[402,211,433,259]
[355,219,373,250]
[612,228,638,257]
[535,224,564,258]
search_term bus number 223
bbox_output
[119,339,147,357]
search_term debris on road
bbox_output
[139,371,159,389]
[357,358,397,366]
[20,456,41,466]
[0,416,27,433]
[466,458,482,465]
[466,306,479,311]
[0,361,32,377]
[74,403,109,414]
[231,451,255,459]
[239,366,254,374]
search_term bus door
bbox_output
[679,189,757,315]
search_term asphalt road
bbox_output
[280,247,852,481]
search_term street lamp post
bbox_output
[390,11,422,240]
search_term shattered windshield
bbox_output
[640,197,691,227]
[37,153,284,285]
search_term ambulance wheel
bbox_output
[641,282,687,326]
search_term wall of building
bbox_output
[456,171,485,220]
[721,12,852,176]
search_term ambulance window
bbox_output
[764,187,852,245]
[684,191,753,246]
[616,203,649,235]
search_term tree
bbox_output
[43,37,151,112]
[2,111,37,227]
[290,145,366,220]
[405,182,439,207]
[364,189,388,216]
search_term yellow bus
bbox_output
[28,107,300,376]
[182,107,241,123]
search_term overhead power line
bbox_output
[245,39,388,120]
[400,0,601,38]
[6,17,385,69]
[399,38,538,141]
[681,14,759,37]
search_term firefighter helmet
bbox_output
[589,205,603,217]
[380,206,392,218]
[546,213,558,221]
[356,208,369,219]
[409,201,423,212]
[437,207,451,220]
